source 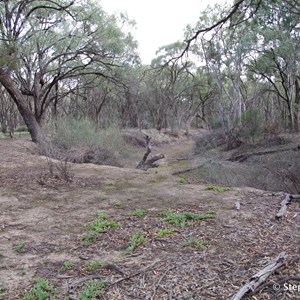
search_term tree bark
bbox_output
[294,77,300,132]
[0,70,45,143]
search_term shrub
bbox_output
[43,117,132,167]
[240,108,262,143]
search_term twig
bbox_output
[109,259,161,287]
[151,265,176,300]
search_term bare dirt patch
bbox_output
[0,134,300,300]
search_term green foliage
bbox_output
[78,279,107,300]
[155,228,176,238]
[0,287,5,300]
[45,118,132,166]
[23,277,57,300]
[86,213,120,232]
[176,177,187,185]
[82,232,98,246]
[160,210,215,227]
[85,261,106,272]
[124,231,146,255]
[182,238,207,250]
[59,261,74,272]
[129,209,148,218]
[99,195,109,201]
[205,185,230,192]
[240,108,262,143]
[15,241,25,252]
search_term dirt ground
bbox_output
[0,133,300,300]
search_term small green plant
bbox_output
[160,210,215,227]
[15,241,25,252]
[78,279,106,300]
[205,185,230,192]
[114,201,125,208]
[19,266,27,276]
[0,287,5,300]
[105,180,116,187]
[86,213,120,232]
[82,232,98,246]
[59,261,74,272]
[23,277,57,300]
[176,177,187,184]
[130,208,148,218]
[182,238,208,250]
[85,261,106,272]
[155,228,176,238]
[124,231,146,255]
[99,195,109,201]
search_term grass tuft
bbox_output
[205,185,230,192]
[23,277,57,300]
[160,210,215,227]
[124,231,146,255]
[78,279,107,300]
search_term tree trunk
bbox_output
[294,77,300,132]
[0,70,45,143]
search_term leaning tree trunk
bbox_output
[0,70,45,143]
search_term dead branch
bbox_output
[275,193,300,219]
[228,146,299,162]
[109,259,161,286]
[137,135,164,170]
[231,252,288,300]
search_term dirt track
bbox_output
[0,136,300,299]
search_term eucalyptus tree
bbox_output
[0,0,138,143]
[246,0,300,130]
[147,41,216,131]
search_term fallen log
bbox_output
[275,193,300,219]
[137,135,164,170]
[229,146,299,163]
[231,252,288,300]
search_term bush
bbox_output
[43,118,132,167]
[240,108,262,143]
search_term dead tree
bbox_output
[137,135,164,171]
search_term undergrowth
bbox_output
[160,210,215,227]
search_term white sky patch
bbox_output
[101,0,229,64]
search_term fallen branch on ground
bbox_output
[229,146,299,163]
[275,193,300,219]
[231,252,288,300]
[137,135,164,170]
[109,259,161,286]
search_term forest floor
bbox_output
[0,130,300,300]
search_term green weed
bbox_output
[114,201,125,208]
[124,231,146,255]
[182,238,208,250]
[105,180,116,187]
[129,208,148,218]
[0,287,5,300]
[82,232,98,246]
[23,277,57,300]
[176,177,187,184]
[205,185,230,192]
[155,228,176,238]
[160,210,215,227]
[15,241,25,252]
[78,279,106,300]
[85,261,106,272]
[86,213,120,232]
[99,195,109,201]
[59,261,74,272]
